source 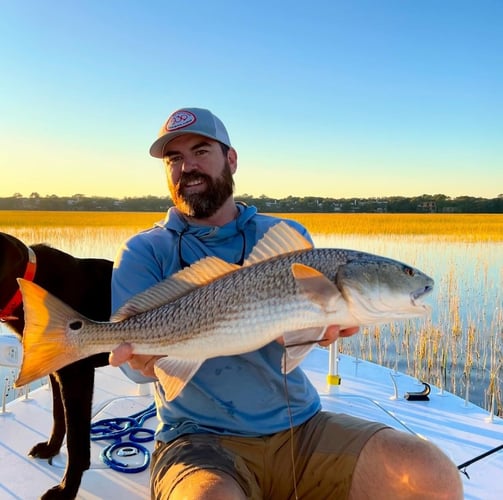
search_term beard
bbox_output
[169,160,235,218]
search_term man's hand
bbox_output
[109,343,162,378]
[277,325,360,347]
[318,325,359,347]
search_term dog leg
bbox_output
[29,374,66,459]
[40,362,95,500]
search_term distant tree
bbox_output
[0,193,501,213]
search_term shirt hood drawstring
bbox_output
[156,203,257,268]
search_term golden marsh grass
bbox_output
[277,213,503,242]
[1,211,501,240]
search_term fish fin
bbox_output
[153,358,203,401]
[282,264,345,373]
[291,263,342,312]
[282,327,327,373]
[111,257,240,321]
[14,279,84,387]
[243,221,313,267]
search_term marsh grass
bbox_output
[0,211,164,259]
[278,213,503,242]
[1,211,501,413]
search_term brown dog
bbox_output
[0,232,112,500]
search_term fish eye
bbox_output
[404,266,415,277]
[69,321,83,330]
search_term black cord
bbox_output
[282,347,299,500]
[457,443,503,479]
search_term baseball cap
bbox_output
[149,107,231,158]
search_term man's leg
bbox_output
[349,429,463,499]
[150,435,260,500]
[168,469,246,500]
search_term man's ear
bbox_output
[227,147,238,174]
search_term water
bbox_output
[1,227,501,411]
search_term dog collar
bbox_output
[0,246,37,321]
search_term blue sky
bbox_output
[1,1,501,199]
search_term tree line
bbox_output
[1,192,502,213]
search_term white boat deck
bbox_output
[0,347,501,499]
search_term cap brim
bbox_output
[150,132,186,158]
[150,131,229,158]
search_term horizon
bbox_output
[3,191,501,202]
[1,1,502,200]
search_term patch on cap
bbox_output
[165,110,197,132]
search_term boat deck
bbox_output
[0,348,501,499]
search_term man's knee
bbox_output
[167,469,247,500]
[350,429,463,499]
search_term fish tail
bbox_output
[14,279,84,387]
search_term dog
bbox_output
[0,232,112,500]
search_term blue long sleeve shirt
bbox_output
[111,203,321,441]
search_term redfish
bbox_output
[15,222,433,401]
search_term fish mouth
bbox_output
[410,284,434,307]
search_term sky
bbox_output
[1,0,501,200]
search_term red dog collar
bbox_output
[0,246,37,321]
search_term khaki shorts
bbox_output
[150,411,387,500]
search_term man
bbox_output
[110,107,463,499]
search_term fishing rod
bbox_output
[457,443,503,479]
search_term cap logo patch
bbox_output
[165,110,197,132]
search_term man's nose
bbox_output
[181,157,198,172]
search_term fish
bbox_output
[14,222,434,401]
